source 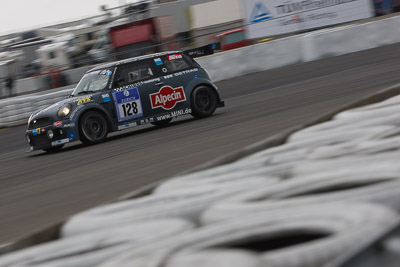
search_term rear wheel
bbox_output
[191,86,218,119]
[79,111,108,145]
[151,118,172,127]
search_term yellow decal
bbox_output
[77,96,92,105]
[33,128,41,135]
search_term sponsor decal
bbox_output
[112,87,143,122]
[168,54,182,60]
[100,70,113,76]
[118,122,138,130]
[77,96,92,105]
[154,58,163,65]
[150,86,186,110]
[32,128,41,136]
[102,93,111,103]
[155,108,192,121]
[63,123,76,128]
[172,68,198,77]
[113,78,161,92]
[53,121,62,127]
[51,138,69,146]
[68,131,76,141]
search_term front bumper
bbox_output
[26,120,78,151]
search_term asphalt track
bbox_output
[1,43,400,243]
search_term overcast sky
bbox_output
[0,0,137,36]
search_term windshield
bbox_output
[71,69,113,96]
[224,31,245,45]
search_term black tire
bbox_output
[79,111,108,145]
[191,86,218,119]
[151,118,172,127]
[43,145,64,153]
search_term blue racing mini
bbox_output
[25,45,224,152]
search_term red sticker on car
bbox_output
[168,54,182,60]
[150,86,186,110]
[53,121,62,127]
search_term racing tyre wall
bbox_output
[61,177,271,237]
[98,203,399,267]
[0,218,194,267]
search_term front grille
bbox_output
[31,135,50,147]
[29,117,53,129]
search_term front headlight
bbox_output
[58,104,72,118]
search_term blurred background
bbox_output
[0,0,399,97]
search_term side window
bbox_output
[157,54,191,74]
[115,61,154,87]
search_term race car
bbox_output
[25,45,224,152]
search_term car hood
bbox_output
[30,94,95,121]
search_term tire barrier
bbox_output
[61,177,271,237]
[98,203,399,267]
[0,88,73,128]
[154,166,281,195]
[201,91,400,224]
[202,154,400,224]
[0,218,194,267]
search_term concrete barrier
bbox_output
[301,16,400,62]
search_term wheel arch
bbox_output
[188,81,222,104]
[76,106,113,133]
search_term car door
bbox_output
[111,60,161,129]
[150,53,197,115]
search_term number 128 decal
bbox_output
[112,87,143,122]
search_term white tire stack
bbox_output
[62,177,271,237]
[0,219,194,267]
[99,203,399,267]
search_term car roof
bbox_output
[88,51,183,72]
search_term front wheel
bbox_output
[79,111,108,145]
[191,86,218,119]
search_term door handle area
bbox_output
[155,82,164,86]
